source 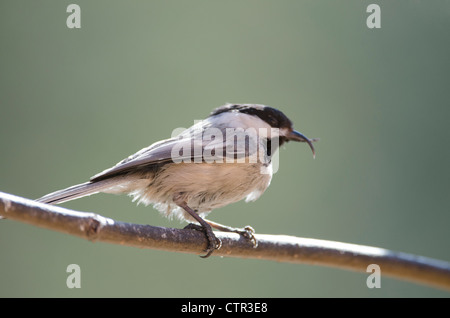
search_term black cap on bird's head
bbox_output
[210,103,318,157]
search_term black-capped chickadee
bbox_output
[37,103,317,257]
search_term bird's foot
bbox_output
[233,225,258,248]
[184,223,222,258]
[203,219,258,249]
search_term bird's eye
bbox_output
[268,116,277,127]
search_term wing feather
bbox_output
[90,125,262,181]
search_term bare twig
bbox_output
[1,191,449,291]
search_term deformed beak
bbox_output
[287,130,319,158]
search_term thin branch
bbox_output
[1,191,449,291]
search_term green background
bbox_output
[1,1,449,297]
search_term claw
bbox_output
[200,226,222,258]
[239,226,258,248]
[184,223,222,258]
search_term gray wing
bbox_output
[90,136,192,181]
[90,125,262,182]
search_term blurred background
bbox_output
[1,0,449,297]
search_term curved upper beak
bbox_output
[286,130,318,158]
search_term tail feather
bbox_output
[36,180,118,205]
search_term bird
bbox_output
[37,103,318,257]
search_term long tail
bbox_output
[36,179,120,205]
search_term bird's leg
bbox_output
[173,194,222,258]
[204,219,258,248]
